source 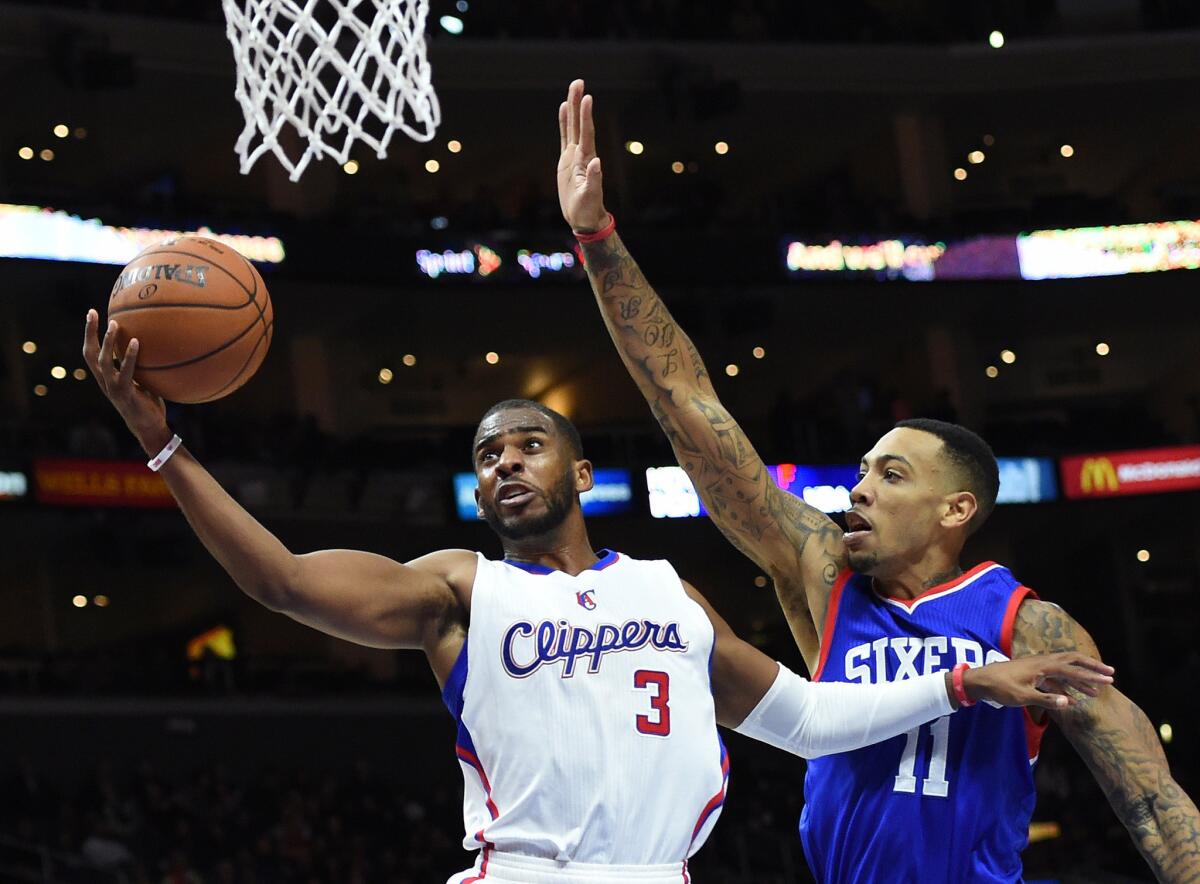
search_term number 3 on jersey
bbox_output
[894,715,951,797]
[634,670,671,736]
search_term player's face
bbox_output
[472,408,591,541]
[844,428,955,576]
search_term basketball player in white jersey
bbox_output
[83,312,1112,884]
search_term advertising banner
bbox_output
[1060,446,1200,499]
[33,459,175,508]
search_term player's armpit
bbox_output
[1012,599,1200,882]
[282,548,472,665]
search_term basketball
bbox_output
[106,234,273,404]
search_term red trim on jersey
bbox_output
[689,752,731,843]
[1000,585,1050,760]
[811,570,852,682]
[461,843,491,882]
[681,859,690,883]
[456,745,500,820]
[874,560,998,610]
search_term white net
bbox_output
[222,0,441,181]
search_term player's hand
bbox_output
[82,309,169,452]
[962,652,1115,711]
[558,79,609,233]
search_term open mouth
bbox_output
[497,482,537,508]
[843,510,873,544]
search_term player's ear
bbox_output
[940,490,977,531]
[574,458,594,494]
[473,486,486,521]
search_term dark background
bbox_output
[1,1,1199,882]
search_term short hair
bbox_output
[476,399,584,461]
[894,418,999,532]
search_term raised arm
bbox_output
[558,80,842,670]
[1012,599,1200,882]
[685,581,1114,755]
[82,310,470,680]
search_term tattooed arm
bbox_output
[1012,599,1200,882]
[556,79,844,671]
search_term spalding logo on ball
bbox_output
[107,235,273,404]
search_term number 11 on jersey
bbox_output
[894,715,951,797]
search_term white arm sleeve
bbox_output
[733,663,955,759]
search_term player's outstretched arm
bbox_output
[559,79,842,671]
[82,310,470,662]
[1013,599,1200,882]
[687,582,1114,756]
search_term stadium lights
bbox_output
[342,160,359,175]
[447,140,462,153]
[456,0,468,10]
[94,595,110,607]
[21,341,36,354]
[53,124,69,138]
[989,30,1005,48]
[33,384,47,397]
[439,15,464,34]
[671,161,684,174]
[953,167,967,181]
[625,141,645,156]
[1060,144,1075,158]
[50,366,66,380]
[402,354,417,367]
[1160,722,1173,744]
[39,148,54,162]
[378,368,394,384]
[985,365,999,379]
[725,364,740,377]
[18,146,33,160]
[1000,349,1016,364]
[72,594,87,608]
[1137,548,1150,563]
[73,368,87,380]
[485,351,500,365]
[752,346,766,359]
[714,141,729,155]
[754,576,768,588]
[425,159,440,173]
[983,134,995,146]
[74,127,87,139]
[1096,342,1111,356]
[968,150,985,165]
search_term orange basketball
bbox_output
[107,235,274,404]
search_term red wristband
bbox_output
[952,662,975,708]
[573,212,616,243]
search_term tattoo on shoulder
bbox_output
[1012,599,1081,657]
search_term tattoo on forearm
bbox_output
[1013,600,1200,881]
[582,233,847,665]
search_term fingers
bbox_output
[98,317,117,377]
[82,309,101,374]
[558,101,568,154]
[118,338,139,386]
[567,79,584,147]
[1027,690,1072,711]
[580,92,596,157]
[585,156,602,187]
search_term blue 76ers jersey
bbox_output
[801,562,1046,884]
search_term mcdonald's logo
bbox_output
[1079,458,1119,493]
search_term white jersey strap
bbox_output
[734,663,954,759]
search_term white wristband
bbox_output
[147,434,182,472]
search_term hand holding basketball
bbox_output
[558,79,609,232]
[82,309,170,453]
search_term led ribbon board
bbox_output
[784,220,1200,281]
[1061,445,1200,499]
[0,204,285,265]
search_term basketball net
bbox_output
[222,0,441,181]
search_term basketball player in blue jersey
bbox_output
[559,79,1200,882]
[82,312,1111,884]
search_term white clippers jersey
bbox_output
[441,550,728,866]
